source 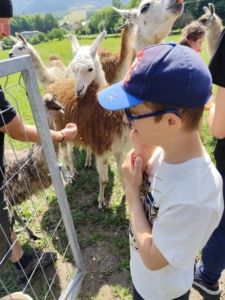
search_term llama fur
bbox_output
[9,33,67,89]
[198,3,223,58]
[44,79,133,209]
[3,94,64,237]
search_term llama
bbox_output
[62,31,108,179]
[44,79,133,209]
[9,33,67,89]
[3,94,64,239]
[66,31,107,97]
[98,20,136,85]
[198,3,223,58]
[113,0,184,55]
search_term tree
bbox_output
[46,30,55,41]
[112,0,122,9]
[88,6,122,34]
[38,32,46,42]
[173,12,194,31]
[52,28,65,40]
[43,13,59,33]
[33,13,45,32]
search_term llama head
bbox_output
[8,33,31,58]
[113,0,184,52]
[43,93,65,115]
[68,31,107,97]
[198,3,220,30]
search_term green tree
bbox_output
[30,36,40,45]
[46,30,55,41]
[43,13,59,33]
[112,0,122,8]
[38,32,46,42]
[52,28,65,40]
[33,13,44,32]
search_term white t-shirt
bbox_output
[130,147,224,300]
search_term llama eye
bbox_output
[88,68,93,72]
[140,3,150,14]
[18,46,25,50]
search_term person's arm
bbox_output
[207,29,225,138]
[122,149,168,271]
[0,113,78,142]
[208,87,225,138]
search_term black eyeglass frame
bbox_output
[124,108,181,126]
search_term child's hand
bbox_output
[130,129,156,171]
[122,149,143,192]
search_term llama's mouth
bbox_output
[166,0,184,14]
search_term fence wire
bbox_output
[0,56,85,300]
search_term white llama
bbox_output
[113,0,184,54]
[60,31,107,181]
[198,3,223,58]
[9,33,67,89]
[66,30,107,96]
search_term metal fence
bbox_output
[0,55,85,300]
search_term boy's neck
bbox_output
[161,130,205,164]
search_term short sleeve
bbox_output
[153,204,219,269]
[0,89,16,128]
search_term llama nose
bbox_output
[9,53,14,58]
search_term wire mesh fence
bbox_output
[0,56,85,300]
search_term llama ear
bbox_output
[89,31,107,58]
[113,7,138,24]
[208,3,215,15]
[9,35,19,44]
[68,34,80,56]
[203,6,210,14]
[16,32,27,44]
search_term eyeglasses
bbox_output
[124,108,181,126]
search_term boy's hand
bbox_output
[61,123,78,140]
[122,149,143,192]
[130,129,156,171]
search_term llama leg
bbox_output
[96,155,108,209]
[114,152,125,190]
[60,141,78,184]
[85,146,92,168]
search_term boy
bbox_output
[98,43,224,299]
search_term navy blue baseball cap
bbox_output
[98,42,212,111]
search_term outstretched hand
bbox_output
[61,123,78,140]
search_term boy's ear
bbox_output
[166,113,181,130]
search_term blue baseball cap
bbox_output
[98,43,212,111]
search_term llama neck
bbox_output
[93,55,107,85]
[29,47,55,87]
[206,17,222,57]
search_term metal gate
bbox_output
[0,55,85,300]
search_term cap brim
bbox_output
[98,82,145,111]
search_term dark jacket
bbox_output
[0,0,13,18]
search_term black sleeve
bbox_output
[208,28,225,88]
[0,87,16,128]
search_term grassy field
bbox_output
[60,10,88,23]
[0,34,217,299]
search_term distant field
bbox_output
[60,10,88,23]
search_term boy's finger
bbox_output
[133,156,142,176]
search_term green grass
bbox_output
[60,10,88,23]
[0,33,216,299]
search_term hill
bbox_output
[12,0,129,15]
